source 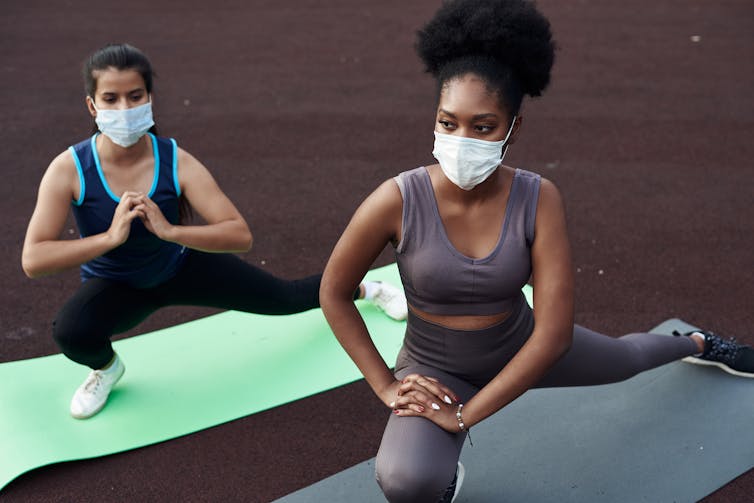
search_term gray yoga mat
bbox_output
[274,319,754,503]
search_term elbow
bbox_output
[228,222,252,253]
[238,221,252,252]
[234,231,252,253]
[319,278,335,313]
[243,229,253,252]
[555,330,573,358]
[318,275,345,317]
[21,255,42,279]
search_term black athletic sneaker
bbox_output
[674,329,754,378]
[440,462,465,503]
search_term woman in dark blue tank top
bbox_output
[21,44,407,420]
[319,1,754,501]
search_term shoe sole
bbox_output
[682,356,754,379]
[452,462,465,503]
[70,363,126,419]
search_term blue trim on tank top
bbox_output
[170,138,180,196]
[68,145,86,206]
[90,132,161,202]
[146,133,160,196]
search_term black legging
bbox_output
[52,251,337,369]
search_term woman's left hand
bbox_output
[137,195,173,239]
[390,374,461,433]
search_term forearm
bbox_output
[22,233,116,278]
[461,331,571,428]
[319,177,404,404]
[321,293,396,404]
[162,219,252,253]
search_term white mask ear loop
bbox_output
[500,115,517,162]
[88,96,99,117]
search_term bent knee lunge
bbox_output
[376,458,458,503]
[52,318,115,370]
[375,412,463,503]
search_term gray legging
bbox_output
[375,304,698,503]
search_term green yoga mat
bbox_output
[7,263,527,491]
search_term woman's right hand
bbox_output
[381,374,460,413]
[106,191,146,247]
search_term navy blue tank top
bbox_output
[394,167,540,316]
[69,133,186,288]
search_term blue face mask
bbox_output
[91,100,154,147]
[432,116,516,190]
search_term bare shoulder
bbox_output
[41,149,78,195]
[175,146,205,172]
[372,176,403,207]
[356,176,403,221]
[531,175,570,244]
[174,146,217,192]
[347,176,405,244]
[47,148,76,175]
[536,176,565,211]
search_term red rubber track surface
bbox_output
[1,1,751,501]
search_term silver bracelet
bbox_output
[456,403,467,431]
[456,403,473,446]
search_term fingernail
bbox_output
[393,409,400,415]
[431,403,440,410]
[418,406,425,413]
[389,401,395,408]
[444,395,452,404]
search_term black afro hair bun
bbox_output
[416,0,555,97]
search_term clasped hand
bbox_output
[107,191,172,246]
[383,373,462,433]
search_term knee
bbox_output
[52,296,104,350]
[52,310,111,368]
[375,456,451,503]
[52,314,80,349]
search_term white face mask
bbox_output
[432,116,517,190]
[91,100,154,148]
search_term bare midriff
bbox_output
[409,303,512,331]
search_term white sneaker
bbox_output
[452,462,465,503]
[369,281,408,321]
[70,354,125,419]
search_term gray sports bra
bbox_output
[393,167,540,316]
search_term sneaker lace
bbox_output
[374,288,396,305]
[82,371,104,394]
[706,336,741,365]
[439,472,458,503]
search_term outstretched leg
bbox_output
[157,251,323,314]
[535,324,700,388]
[156,251,407,319]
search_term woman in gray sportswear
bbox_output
[319,1,754,501]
